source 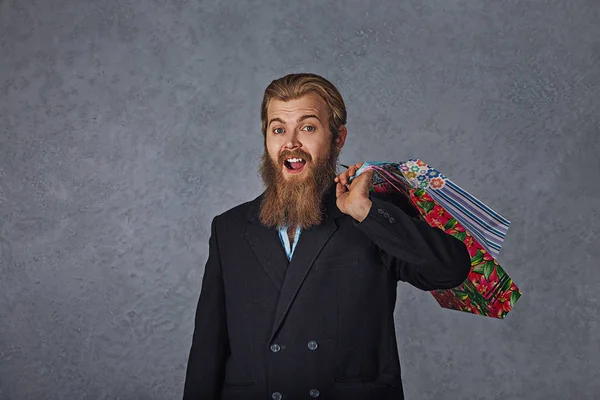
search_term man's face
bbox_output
[258,91,347,229]
[265,91,336,180]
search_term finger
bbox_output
[348,172,361,189]
[335,172,347,183]
[350,168,373,190]
[340,170,351,186]
[350,162,364,175]
[351,162,363,172]
[362,170,374,190]
[347,165,363,185]
[335,165,353,183]
[335,181,347,198]
[346,166,358,182]
[342,163,363,185]
[347,177,357,190]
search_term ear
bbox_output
[334,125,348,149]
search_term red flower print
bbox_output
[473,269,499,299]
[461,297,480,315]
[493,289,513,313]
[426,217,444,230]
[467,273,480,286]
[430,178,444,189]
[435,208,453,227]
[465,236,474,248]
[441,295,465,311]
[433,290,456,307]
[482,249,494,262]
[488,300,508,319]
[467,243,481,258]
[431,291,448,305]
[436,207,446,218]
[421,192,435,202]
[416,160,427,167]
[488,267,499,283]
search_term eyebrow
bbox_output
[268,114,321,127]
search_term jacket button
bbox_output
[389,217,395,223]
[383,212,390,218]
[272,392,283,400]
[309,389,320,398]
[270,343,281,353]
[377,208,384,214]
[307,340,318,350]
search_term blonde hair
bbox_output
[260,73,347,141]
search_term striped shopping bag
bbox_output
[345,160,521,319]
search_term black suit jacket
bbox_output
[183,182,471,400]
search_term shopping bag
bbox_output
[345,160,521,319]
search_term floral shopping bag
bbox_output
[345,160,522,319]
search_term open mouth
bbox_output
[283,157,307,174]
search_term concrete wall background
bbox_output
[1,0,599,399]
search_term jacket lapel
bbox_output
[269,215,338,342]
[244,183,345,341]
[244,199,290,290]
[274,184,344,341]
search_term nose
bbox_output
[283,134,301,150]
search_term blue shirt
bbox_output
[277,225,302,261]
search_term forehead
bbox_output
[267,92,329,121]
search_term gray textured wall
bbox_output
[1,0,599,399]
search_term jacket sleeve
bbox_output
[183,215,230,399]
[354,195,471,291]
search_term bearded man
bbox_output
[182,73,471,400]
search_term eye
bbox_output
[303,125,315,132]
[273,127,284,134]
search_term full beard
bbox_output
[258,142,340,230]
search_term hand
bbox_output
[334,162,374,222]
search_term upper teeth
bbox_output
[287,158,304,163]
